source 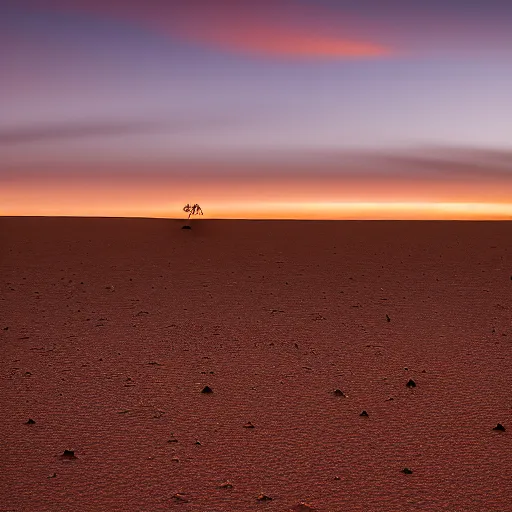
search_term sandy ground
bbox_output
[1,217,511,512]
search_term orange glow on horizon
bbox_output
[3,167,512,220]
[2,201,512,220]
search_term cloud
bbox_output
[168,2,392,59]
[9,0,393,60]
[175,25,390,59]
[0,115,242,145]
[0,120,166,145]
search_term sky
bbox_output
[1,0,512,219]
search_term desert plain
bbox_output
[1,217,511,511]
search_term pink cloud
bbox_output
[166,2,392,59]
[12,0,394,59]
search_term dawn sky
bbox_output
[2,0,512,219]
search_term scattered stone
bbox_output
[406,379,416,388]
[290,503,317,512]
[47,473,57,479]
[153,410,165,418]
[333,389,347,397]
[117,410,131,414]
[493,423,506,432]
[201,386,213,394]
[25,418,36,425]
[386,314,391,322]
[195,440,202,445]
[171,457,180,463]
[257,494,272,501]
[244,421,255,428]
[172,493,188,502]
[3,326,8,330]
[402,468,413,474]
[404,367,408,371]
[61,450,77,459]
[334,476,341,480]
[168,437,178,443]
[219,481,233,489]
[360,410,369,417]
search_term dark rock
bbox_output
[402,468,413,474]
[386,314,391,322]
[333,389,346,397]
[61,450,77,459]
[406,379,416,388]
[201,385,213,394]
[257,494,272,501]
[493,423,506,432]
[182,226,191,230]
[172,493,188,502]
[47,473,57,478]
[360,410,369,417]
[25,418,36,425]
[243,421,255,428]
[219,481,233,489]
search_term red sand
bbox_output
[1,218,511,511]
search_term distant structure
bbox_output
[183,203,204,219]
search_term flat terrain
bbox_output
[1,218,511,511]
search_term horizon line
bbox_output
[2,202,512,221]
[3,217,512,222]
